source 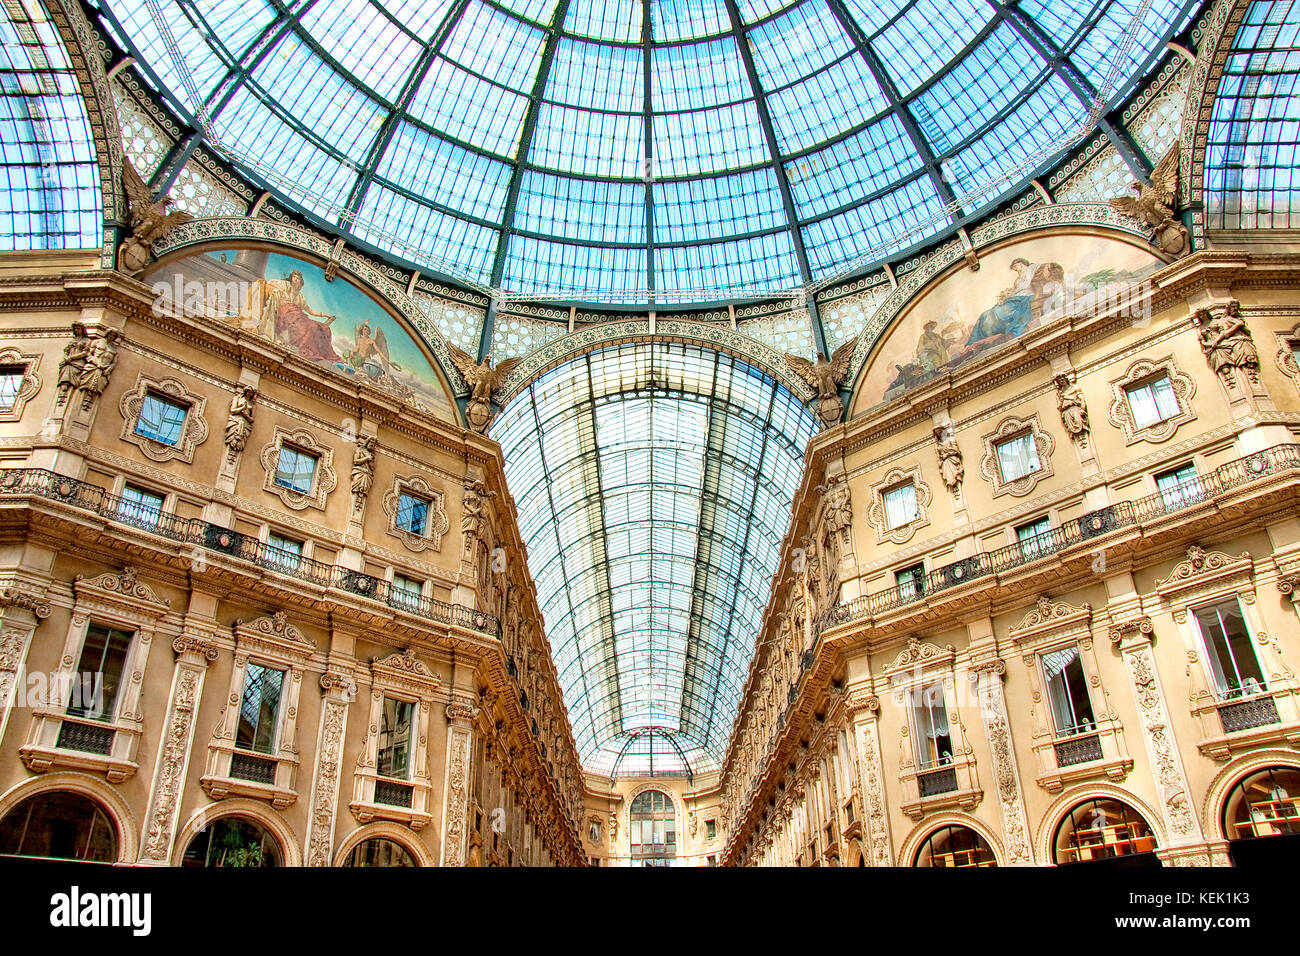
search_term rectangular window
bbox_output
[705,819,717,841]
[274,445,318,493]
[995,433,1041,482]
[1194,600,1266,700]
[1042,646,1096,736]
[882,482,918,530]
[1126,375,1181,429]
[236,663,285,754]
[67,624,133,721]
[376,696,414,778]
[116,484,165,529]
[1155,463,1201,511]
[135,391,189,446]
[895,563,926,601]
[909,682,952,770]
[390,574,422,611]
[265,532,303,572]
[396,491,431,535]
[1016,516,1053,559]
[0,365,25,412]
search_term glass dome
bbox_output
[96,0,1193,305]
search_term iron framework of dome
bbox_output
[93,0,1198,306]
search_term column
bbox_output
[970,659,1035,864]
[304,671,355,867]
[138,634,218,864]
[0,586,52,748]
[845,687,894,866]
[1109,616,1209,864]
[441,695,479,866]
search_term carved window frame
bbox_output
[881,640,982,819]
[0,348,41,422]
[118,373,209,464]
[979,415,1056,498]
[1006,598,1132,792]
[381,475,450,553]
[351,649,440,830]
[201,614,315,809]
[1273,322,1300,394]
[866,466,932,544]
[1155,548,1300,760]
[258,426,337,512]
[19,569,171,783]
[1107,356,1197,445]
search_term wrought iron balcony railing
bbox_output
[0,468,499,638]
[821,444,1300,633]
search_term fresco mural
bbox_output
[145,248,455,421]
[857,233,1162,408]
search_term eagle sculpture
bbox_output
[784,337,858,427]
[1109,146,1187,255]
[447,344,523,433]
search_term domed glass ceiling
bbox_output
[96,0,1195,305]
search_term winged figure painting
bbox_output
[447,344,524,433]
[784,337,858,427]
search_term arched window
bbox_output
[1223,766,1300,839]
[629,790,676,867]
[1054,798,1158,864]
[342,837,418,867]
[182,816,283,867]
[914,825,997,867]
[0,790,118,862]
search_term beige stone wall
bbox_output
[581,773,725,866]
[721,241,1300,867]
[0,251,584,866]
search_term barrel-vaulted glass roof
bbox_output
[96,0,1195,304]
[493,342,818,775]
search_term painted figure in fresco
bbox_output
[257,270,341,363]
[963,258,1065,348]
[349,319,401,381]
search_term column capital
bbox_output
[1108,615,1154,648]
[171,635,219,664]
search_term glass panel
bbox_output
[396,492,430,534]
[135,392,188,445]
[265,533,303,571]
[996,433,1040,482]
[377,697,414,778]
[1016,516,1052,559]
[1194,600,1267,699]
[1055,799,1156,863]
[915,824,997,867]
[182,817,282,867]
[1225,767,1300,839]
[1155,463,1201,510]
[910,682,951,769]
[274,446,317,492]
[1043,646,1096,736]
[0,791,118,862]
[1126,375,1180,429]
[68,624,133,721]
[895,563,925,601]
[391,574,423,610]
[881,483,918,529]
[236,663,285,754]
[0,365,24,410]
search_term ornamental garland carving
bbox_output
[1123,645,1196,839]
[1107,355,1196,445]
[171,636,219,662]
[74,566,170,609]
[307,700,347,867]
[976,675,1033,863]
[443,727,471,865]
[1155,545,1251,590]
[381,475,450,553]
[233,610,314,648]
[1273,321,1300,393]
[118,373,209,464]
[144,669,199,859]
[1008,595,1093,638]
[884,637,956,675]
[854,720,892,866]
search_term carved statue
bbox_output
[784,337,858,427]
[1194,301,1259,387]
[225,384,256,454]
[1109,145,1187,256]
[351,435,377,500]
[461,478,491,555]
[76,329,119,411]
[608,809,618,839]
[118,159,193,274]
[1054,373,1090,444]
[818,473,852,561]
[934,424,964,495]
[447,345,524,433]
[56,325,92,407]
